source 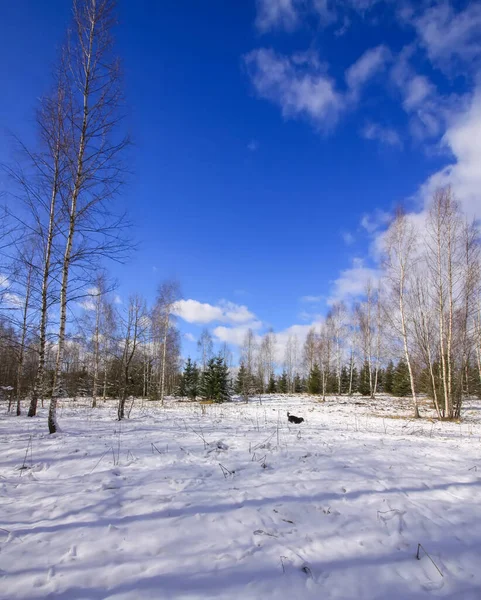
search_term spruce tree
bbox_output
[175,370,186,397]
[200,355,230,402]
[384,360,394,395]
[340,365,350,394]
[392,359,411,397]
[183,358,199,400]
[307,364,321,394]
[278,370,288,394]
[294,373,303,394]
[358,361,371,396]
[267,373,276,394]
[235,363,249,398]
[215,355,231,402]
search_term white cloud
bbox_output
[255,0,300,32]
[184,332,196,343]
[0,274,10,289]
[80,299,96,311]
[174,299,257,325]
[328,258,381,304]
[244,48,344,130]
[402,74,434,112]
[244,45,390,131]
[221,301,256,324]
[420,88,481,218]
[389,48,448,141]
[78,287,99,311]
[3,292,23,308]
[274,320,323,363]
[360,209,391,234]
[254,0,384,33]
[413,2,481,69]
[247,140,259,152]
[174,300,223,324]
[345,45,391,97]
[114,294,122,305]
[362,122,402,147]
[255,0,333,32]
[342,231,355,245]
[213,322,262,346]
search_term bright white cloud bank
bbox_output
[173,299,257,326]
[421,89,481,217]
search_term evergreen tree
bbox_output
[267,373,276,394]
[384,360,394,395]
[175,371,186,397]
[183,358,199,400]
[307,363,321,394]
[392,359,411,397]
[215,355,231,402]
[294,373,303,394]
[340,365,350,394]
[326,371,337,395]
[278,370,288,394]
[200,355,231,402]
[358,361,371,396]
[377,368,384,393]
[235,362,248,397]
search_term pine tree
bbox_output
[384,360,394,395]
[267,373,276,394]
[358,361,371,396]
[307,364,321,394]
[278,370,288,394]
[392,359,411,397]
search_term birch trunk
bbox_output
[15,260,33,416]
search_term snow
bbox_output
[1,395,481,599]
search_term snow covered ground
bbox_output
[1,394,481,600]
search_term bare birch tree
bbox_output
[153,280,180,405]
[425,187,462,418]
[13,241,37,415]
[48,0,130,433]
[197,328,213,373]
[117,295,147,420]
[384,208,420,418]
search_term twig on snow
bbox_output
[219,463,234,478]
[416,543,444,577]
[151,442,162,455]
[90,446,113,474]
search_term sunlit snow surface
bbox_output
[1,395,481,599]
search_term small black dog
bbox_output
[287,411,304,424]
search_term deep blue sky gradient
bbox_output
[0,1,454,351]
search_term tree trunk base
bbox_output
[48,398,58,434]
[27,398,38,417]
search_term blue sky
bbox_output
[1,0,481,357]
